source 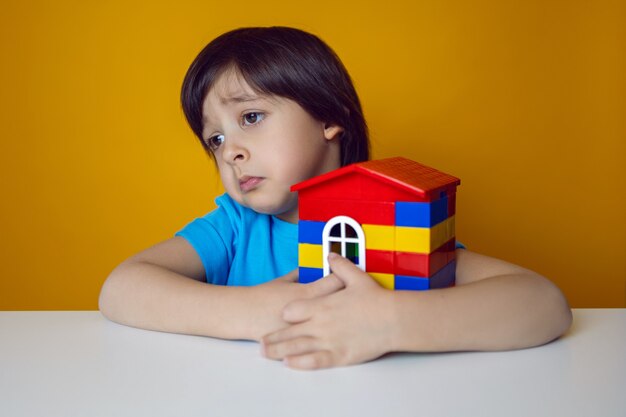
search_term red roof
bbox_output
[291,157,460,199]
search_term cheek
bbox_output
[216,163,236,189]
[276,135,326,163]
[279,156,322,184]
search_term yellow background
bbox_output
[1,0,624,309]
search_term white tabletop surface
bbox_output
[1,309,625,417]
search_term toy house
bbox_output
[292,157,461,290]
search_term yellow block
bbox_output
[395,226,430,253]
[299,243,323,268]
[370,272,395,290]
[447,216,456,240]
[363,224,395,251]
[436,216,455,249]
[395,216,456,254]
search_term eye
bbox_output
[206,134,225,151]
[242,112,265,126]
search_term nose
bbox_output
[222,135,249,164]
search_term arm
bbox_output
[261,250,572,369]
[99,237,342,341]
[391,249,573,352]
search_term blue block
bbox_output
[298,220,325,244]
[299,267,324,284]
[395,275,430,291]
[430,260,456,289]
[432,197,449,224]
[395,197,448,227]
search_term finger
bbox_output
[262,335,321,361]
[284,350,335,370]
[261,320,307,344]
[304,273,344,297]
[282,298,318,323]
[327,252,374,287]
[277,269,299,283]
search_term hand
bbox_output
[245,268,343,341]
[261,253,396,370]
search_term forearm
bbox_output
[389,273,573,352]
[99,261,255,340]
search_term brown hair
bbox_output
[180,26,369,166]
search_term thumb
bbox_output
[305,273,345,298]
[327,252,374,288]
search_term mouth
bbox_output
[239,176,265,193]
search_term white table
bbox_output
[1,309,624,417]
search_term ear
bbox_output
[323,122,344,141]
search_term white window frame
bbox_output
[322,215,366,276]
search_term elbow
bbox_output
[551,285,573,340]
[98,278,113,320]
[496,273,573,351]
[533,274,573,345]
[98,270,116,321]
[98,262,129,323]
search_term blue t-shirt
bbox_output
[175,193,297,286]
[176,193,466,286]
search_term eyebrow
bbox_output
[220,94,264,105]
[201,94,266,125]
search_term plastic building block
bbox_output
[298,220,325,244]
[395,216,455,254]
[394,260,456,291]
[394,226,431,253]
[448,243,458,263]
[292,157,461,202]
[395,198,448,228]
[429,261,456,289]
[447,192,457,216]
[393,251,432,277]
[296,170,423,202]
[291,157,461,201]
[355,158,460,201]
[362,224,395,251]
[299,267,323,284]
[346,201,395,225]
[395,238,456,276]
[293,157,460,291]
[395,275,430,291]
[365,249,395,274]
[444,216,455,244]
[299,198,395,225]
[298,243,323,268]
[369,272,395,290]
[346,240,456,277]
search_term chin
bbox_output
[249,203,285,216]
[240,195,274,213]
[248,196,295,218]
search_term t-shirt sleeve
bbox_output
[174,194,240,285]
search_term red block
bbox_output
[293,158,460,203]
[447,242,457,264]
[447,192,456,216]
[394,252,430,277]
[298,175,425,203]
[299,198,395,225]
[394,238,456,277]
[365,249,395,274]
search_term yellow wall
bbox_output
[1,0,624,309]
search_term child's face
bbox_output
[201,69,343,223]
